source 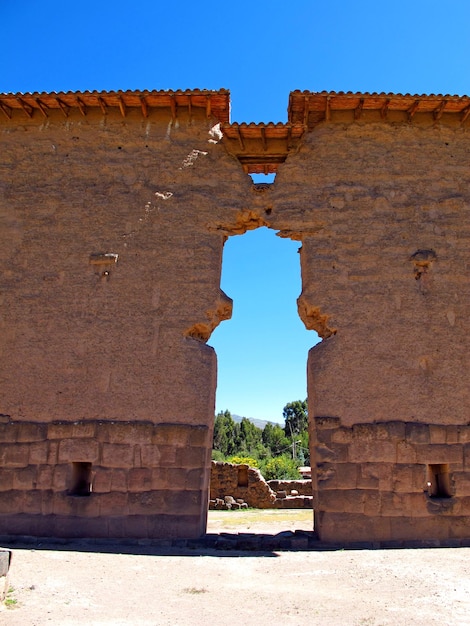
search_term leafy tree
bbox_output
[237,417,262,453]
[283,399,308,438]
[213,410,238,457]
[262,423,290,456]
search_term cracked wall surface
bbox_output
[1,92,470,543]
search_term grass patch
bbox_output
[4,586,18,608]
[207,508,313,529]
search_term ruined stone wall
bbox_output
[270,118,470,543]
[2,100,470,543]
[0,105,251,538]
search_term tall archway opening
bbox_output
[209,225,319,537]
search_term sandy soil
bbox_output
[2,511,469,626]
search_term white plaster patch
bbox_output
[180,149,208,169]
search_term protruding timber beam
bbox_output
[325,95,331,121]
[235,125,245,151]
[461,104,470,124]
[407,99,421,121]
[16,97,33,118]
[55,98,70,117]
[76,97,87,116]
[0,100,12,119]
[98,97,108,115]
[140,96,148,118]
[260,127,267,151]
[433,99,447,121]
[35,98,49,118]
[380,99,390,120]
[354,98,364,120]
[118,96,126,118]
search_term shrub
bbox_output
[263,455,301,480]
[227,456,259,468]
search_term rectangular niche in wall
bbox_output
[238,466,249,487]
[427,464,451,499]
[68,462,93,496]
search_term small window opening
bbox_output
[249,172,276,185]
[427,464,451,498]
[69,462,92,496]
[238,466,249,487]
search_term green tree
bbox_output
[262,423,290,457]
[213,410,237,457]
[283,399,308,438]
[237,417,262,454]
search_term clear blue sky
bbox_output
[2,1,470,423]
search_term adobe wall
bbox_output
[269,118,470,542]
[1,95,470,544]
[0,105,251,538]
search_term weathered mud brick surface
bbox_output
[1,89,470,542]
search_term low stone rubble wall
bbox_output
[210,462,313,509]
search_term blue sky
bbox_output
[2,1,470,423]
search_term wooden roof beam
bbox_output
[55,98,70,117]
[0,100,12,119]
[325,95,331,121]
[260,127,267,151]
[407,99,421,121]
[76,97,87,116]
[380,99,390,119]
[460,104,470,124]
[98,97,107,115]
[354,98,364,120]
[235,125,245,151]
[170,95,176,121]
[35,98,49,118]
[140,96,148,118]
[118,96,126,118]
[17,97,33,118]
[433,99,447,121]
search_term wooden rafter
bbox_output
[118,96,126,118]
[55,98,70,117]
[98,97,107,115]
[260,127,267,151]
[0,100,12,119]
[16,97,33,118]
[433,99,447,121]
[354,98,364,120]
[407,99,421,121]
[170,95,176,121]
[460,104,470,123]
[380,99,390,119]
[140,96,148,118]
[76,97,87,116]
[235,125,245,151]
[325,96,331,121]
[35,98,49,118]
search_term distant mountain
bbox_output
[232,414,283,430]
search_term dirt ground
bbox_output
[1,510,469,626]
